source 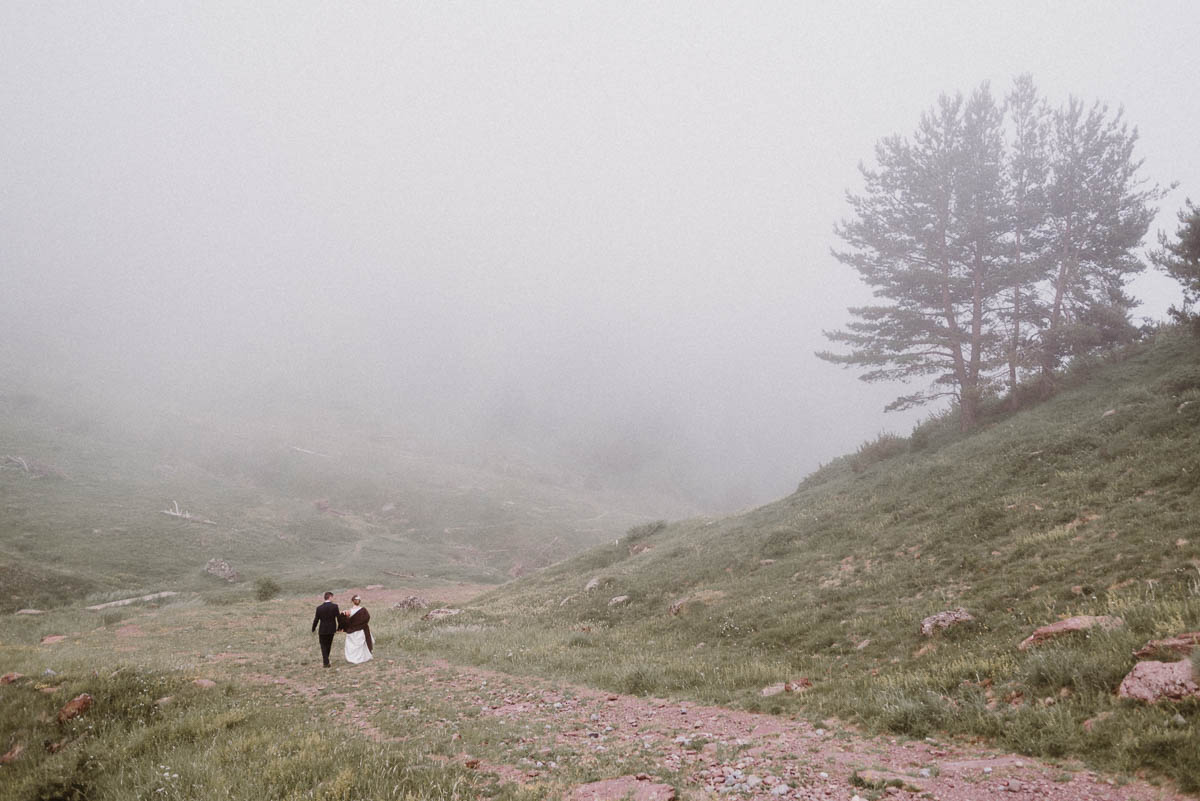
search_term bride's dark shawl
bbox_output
[342,607,373,651]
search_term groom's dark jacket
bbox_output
[312,601,341,636]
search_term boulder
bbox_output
[1117,660,1200,703]
[1133,632,1200,660]
[422,607,463,621]
[760,678,812,697]
[585,577,602,592]
[1018,615,1123,650]
[392,596,430,611]
[205,558,240,582]
[608,595,630,607]
[919,608,975,637]
[569,776,676,801]
[57,693,93,723]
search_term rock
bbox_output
[1,672,24,685]
[57,693,93,723]
[585,577,602,592]
[770,784,790,796]
[608,595,630,607]
[1082,711,1113,732]
[1132,632,1200,659]
[365,584,384,590]
[205,558,240,582]
[14,608,44,615]
[1018,615,1123,650]
[155,696,174,706]
[422,607,463,620]
[392,596,430,611]
[1101,408,1116,418]
[192,679,217,689]
[628,543,653,556]
[1,744,23,764]
[761,678,812,697]
[569,776,676,801]
[919,608,975,636]
[41,634,66,644]
[1117,660,1200,702]
[559,595,575,607]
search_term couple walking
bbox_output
[311,592,373,667]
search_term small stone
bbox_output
[193,679,217,689]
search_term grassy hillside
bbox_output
[0,384,672,613]
[391,327,1200,789]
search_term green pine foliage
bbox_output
[822,76,1165,429]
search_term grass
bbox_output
[0,650,497,801]
[380,326,1200,791]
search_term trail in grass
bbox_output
[195,590,1190,801]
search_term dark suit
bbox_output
[312,600,341,666]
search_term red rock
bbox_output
[1018,615,1123,650]
[569,776,676,801]
[1,744,23,764]
[1118,660,1200,703]
[0,672,24,685]
[1133,632,1200,659]
[57,693,93,723]
[41,634,66,644]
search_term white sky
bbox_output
[2,2,1197,509]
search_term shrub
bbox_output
[851,432,908,473]
[254,577,281,601]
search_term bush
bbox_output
[851,432,908,472]
[254,577,281,601]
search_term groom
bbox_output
[311,591,341,668]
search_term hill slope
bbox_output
[395,327,1200,789]
[0,382,685,611]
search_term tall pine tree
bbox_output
[821,85,1007,430]
[823,78,1163,427]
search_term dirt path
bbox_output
[207,596,1188,801]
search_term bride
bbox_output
[340,595,374,664]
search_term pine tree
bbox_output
[1001,75,1052,405]
[1039,98,1161,379]
[823,78,1163,427]
[1151,200,1200,324]
[821,86,1007,430]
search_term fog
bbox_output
[2,3,1198,511]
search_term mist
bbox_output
[3,2,1198,512]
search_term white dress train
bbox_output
[344,606,373,664]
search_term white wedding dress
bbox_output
[344,606,373,664]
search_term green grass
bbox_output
[381,326,1200,791]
